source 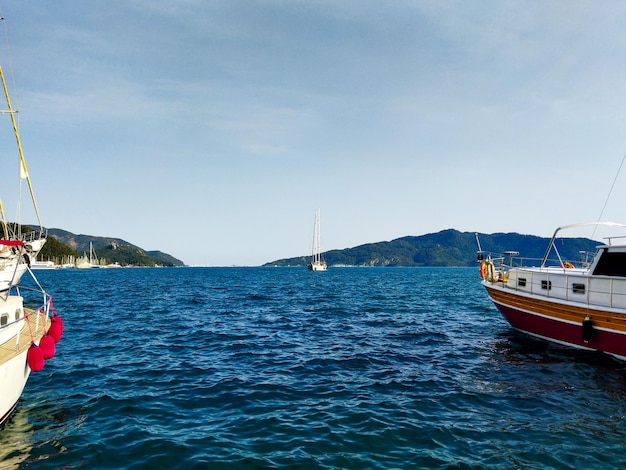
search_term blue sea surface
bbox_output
[1,266,626,469]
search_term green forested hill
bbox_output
[36,228,185,266]
[264,229,599,267]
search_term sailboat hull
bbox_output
[0,259,26,292]
[0,349,31,426]
[0,297,49,425]
[308,262,327,271]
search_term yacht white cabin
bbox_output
[497,234,626,311]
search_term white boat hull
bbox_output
[0,296,50,425]
[30,260,56,270]
[0,349,30,424]
[308,262,327,271]
[0,259,26,292]
[0,233,47,289]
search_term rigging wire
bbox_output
[0,11,17,104]
[0,13,39,235]
[592,150,626,239]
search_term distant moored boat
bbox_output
[308,209,327,271]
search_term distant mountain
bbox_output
[264,228,599,267]
[41,228,185,266]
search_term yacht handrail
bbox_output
[541,222,626,267]
[20,229,47,243]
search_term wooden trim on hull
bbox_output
[485,284,626,359]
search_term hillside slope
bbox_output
[43,228,185,266]
[265,229,599,267]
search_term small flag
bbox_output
[19,158,28,179]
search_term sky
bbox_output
[0,1,625,266]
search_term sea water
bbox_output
[1,266,625,469]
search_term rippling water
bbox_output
[1,267,626,469]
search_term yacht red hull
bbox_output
[485,284,626,360]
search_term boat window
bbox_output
[541,280,552,290]
[593,251,626,277]
[14,308,21,321]
[572,283,585,294]
[0,313,7,326]
[518,278,527,287]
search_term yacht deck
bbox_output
[0,309,49,365]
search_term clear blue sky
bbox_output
[1,1,626,266]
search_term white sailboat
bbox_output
[0,47,62,426]
[76,242,101,268]
[308,209,327,271]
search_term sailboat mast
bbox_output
[316,209,322,263]
[0,66,43,232]
[311,209,322,263]
[311,211,317,261]
[0,198,8,239]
